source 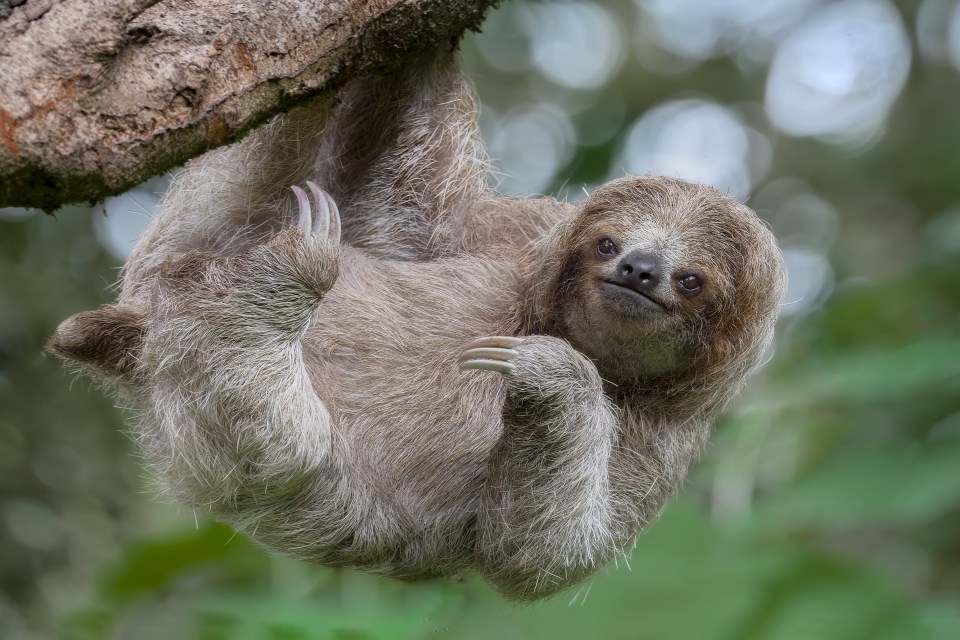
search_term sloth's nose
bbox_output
[617,250,662,291]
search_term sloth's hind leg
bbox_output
[137,186,354,555]
[151,182,340,345]
[49,184,341,386]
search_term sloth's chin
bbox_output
[599,281,666,314]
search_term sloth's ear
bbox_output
[47,304,145,382]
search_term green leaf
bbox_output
[101,521,267,603]
[758,441,960,528]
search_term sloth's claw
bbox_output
[291,185,312,235]
[309,181,342,245]
[329,196,341,244]
[459,337,524,375]
[291,182,342,244]
[464,336,524,350]
[306,181,330,238]
[460,359,516,375]
[458,347,519,363]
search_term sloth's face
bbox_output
[586,231,717,320]
[553,176,780,379]
[560,216,730,376]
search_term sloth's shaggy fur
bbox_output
[49,51,786,601]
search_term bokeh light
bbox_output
[526,2,625,90]
[617,99,766,200]
[485,104,576,196]
[780,247,834,315]
[916,0,957,64]
[95,174,168,259]
[755,179,839,315]
[765,0,911,144]
[474,2,532,73]
[950,1,960,71]
[633,0,823,69]
[923,206,960,257]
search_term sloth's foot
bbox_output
[459,336,524,375]
[248,181,342,299]
[156,183,342,338]
[224,182,343,333]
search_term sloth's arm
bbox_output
[318,51,575,256]
[465,336,625,601]
[313,51,491,259]
[464,336,704,601]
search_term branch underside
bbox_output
[0,0,499,209]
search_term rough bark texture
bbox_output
[0,0,498,210]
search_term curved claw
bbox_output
[464,336,524,350]
[459,359,516,375]
[324,190,342,245]
[291,185,312,234]
[458,347,519,363]
[459,337,524,375]
[307,183,336,239]
[305,181,330,238]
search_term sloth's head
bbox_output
[533,175,786,405]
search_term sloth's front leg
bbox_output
[462,336,621,601]
[136,184,354,555]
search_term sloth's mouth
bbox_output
[600,280,667,311]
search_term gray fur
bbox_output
[48,50,786,601]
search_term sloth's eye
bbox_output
[679,275,701,292]
[597,238,618,257]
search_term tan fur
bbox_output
[48,49,785,601]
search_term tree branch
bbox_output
[0,0,498,209]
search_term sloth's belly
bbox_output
[302,375,506,576]
[291,251,521,566]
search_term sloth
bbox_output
[48,50,786,601]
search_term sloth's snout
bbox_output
[617,250,662,292]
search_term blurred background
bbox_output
[2,0,960,637]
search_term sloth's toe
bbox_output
[291,185,313,235]
[306,181,341,244]
[458,337,523,374]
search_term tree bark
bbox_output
[0,0,498,210]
